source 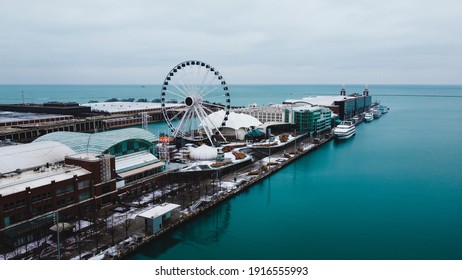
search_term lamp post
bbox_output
[294,129,297,153]
[268,128,272,164]
[53,212,61,260]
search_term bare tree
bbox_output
[107,215,116,246]
[33,236,46,259]
[124,212,132,239]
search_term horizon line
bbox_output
[0,83,461,86]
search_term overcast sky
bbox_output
[0,0,461,84]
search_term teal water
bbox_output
[3,84,461,106]
[2,84,462,259]
[133,87,462,260]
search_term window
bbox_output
[114,144,122,155]
[56,185,73,196]
[32,204,52,216]
[31,192,52,203]
[15,199,26,208]
[127,140,134,151]
[4,216,10,227]
[79,191,90,201]
[57,196,74,207]
[3,202,14,212]
[77,180,90,190]
[102,185,111,194]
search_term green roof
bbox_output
[33,128,158,155]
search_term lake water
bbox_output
[131,85,462,260]
[2,84,461,259]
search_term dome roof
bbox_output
[189,144,218,161]
[34,128,158,155]
[204,110,262,131]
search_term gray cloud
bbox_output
[0,0,461,84]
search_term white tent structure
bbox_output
[189,144,218,161]
[0,141,75,174]
[204,110,262,140]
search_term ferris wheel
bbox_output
[160,60,231,144]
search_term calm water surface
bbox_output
[130,86,462,260]
[2,84,461,259]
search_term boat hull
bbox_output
[334,130,355,139]
[364,113,374,122]
[333,121,356,140]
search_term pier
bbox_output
[115,134,332,259]
[0,92,380,259]
[0,130,332,260]
[93,133,332,259]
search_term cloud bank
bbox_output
[0,0,461,84]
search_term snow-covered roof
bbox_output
[81,102,183,114]
[0,111,73,123]
[138,203,181,219]
[0,141,75,174]
[284,96,350,106]
[189,144,218,161]
[0,165,91,196]
[292,105,322,112]
[204,110,262,131]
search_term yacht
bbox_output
[378,104,388,114]
[364,112,374,122]
[333,121,356,140]
[372,108,382,119]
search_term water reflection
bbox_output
[128,202,232,259]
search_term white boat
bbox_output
[333,121,356,140]
[364,112,374,122]
[372,109,382,119]
[378,104,388,114]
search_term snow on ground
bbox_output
[250,133,303,148]
[74,220,92,231]
[220,181,237,190]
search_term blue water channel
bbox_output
[130,91,462,260]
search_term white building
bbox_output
[138,203,181,234]
[204,110,262,140]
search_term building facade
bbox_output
[0,151,117,248]
[0,128,163,248]
[291,106,332,136]
[283,86,373,121]
[233,104,332,136]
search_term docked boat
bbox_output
[372,108,382,119]
[333,121,356,140]
[378,104,388,114]
[364,112,374,122]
